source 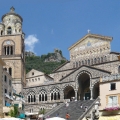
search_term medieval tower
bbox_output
[0,7,25,94]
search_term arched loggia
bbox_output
[64,86,75,101]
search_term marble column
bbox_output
[47,93,51,102]
[75,90,78,100]
[36,94,39,104]
[60,90,64,101]
[90,87,93,100]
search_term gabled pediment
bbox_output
[60,65,111,82]
[69,34,112,51]
[26,69,44,78]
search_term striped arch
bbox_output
[75,70,92,89]
[26,89,37,95]
[50,87,60,101]
[37,87,47,94]
[92,79,100,99]
[26,89,37,103]
[49,85,61,92]
[39,89,47,102]
[62,84,75,91]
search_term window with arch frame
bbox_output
[7,27,12,35]
[88,59,90,65]
[2,40,14,55]
[94,58,97,64]
[76,62,78,68]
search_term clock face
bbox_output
[6,41,10,45]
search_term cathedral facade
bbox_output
[23,33,120,113]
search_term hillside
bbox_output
[25,50,67,74]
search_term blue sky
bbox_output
[0,0,120,60]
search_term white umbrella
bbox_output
[46,117,66,120]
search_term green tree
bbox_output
[9,105,19,117]
[39,109,46,114]
[9,109,14,117]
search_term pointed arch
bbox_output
[7,26,12,35]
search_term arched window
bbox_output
[39,90,47,102]
[98,57,100,63]
[7,27,12,35]
[79,61,81,67]
[4,68,7,71]
[27,91,36,103]
[94,58,97,64]
[19,29,21,32]
[3,40,14,55]
[85,60,87,65]
[34,95,36,102]
[9,68,12,76]
[51,88,60,101]
[91,59,93,65]
[76,62,78,68]
[82,61,84,65]
[73,62,75,68]
[101,57,103,63]
[118,66,120,73]
[104,56,107,62]
[88,59,90,65]
[28,96,30,103]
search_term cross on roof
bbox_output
[87,29,90,34]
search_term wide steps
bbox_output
[49,100,95,120]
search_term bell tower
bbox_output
[0,7,25,94]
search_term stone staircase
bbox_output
[45,100,95,120]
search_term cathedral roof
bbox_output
[52,60,70,73]
[68,33,113,51]
[110,51,120,55]
[2,7,23,22]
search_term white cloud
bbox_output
[25,34,39,52]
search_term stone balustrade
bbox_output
[102,74,120,82]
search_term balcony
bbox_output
[105,103,120,111]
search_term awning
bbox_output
[25,112,38,116]
[99,115,120,120]
[46,117,66,120]
[18,113,25,119]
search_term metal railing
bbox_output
[78,97,100,120]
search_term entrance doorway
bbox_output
[78,73,90,100]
